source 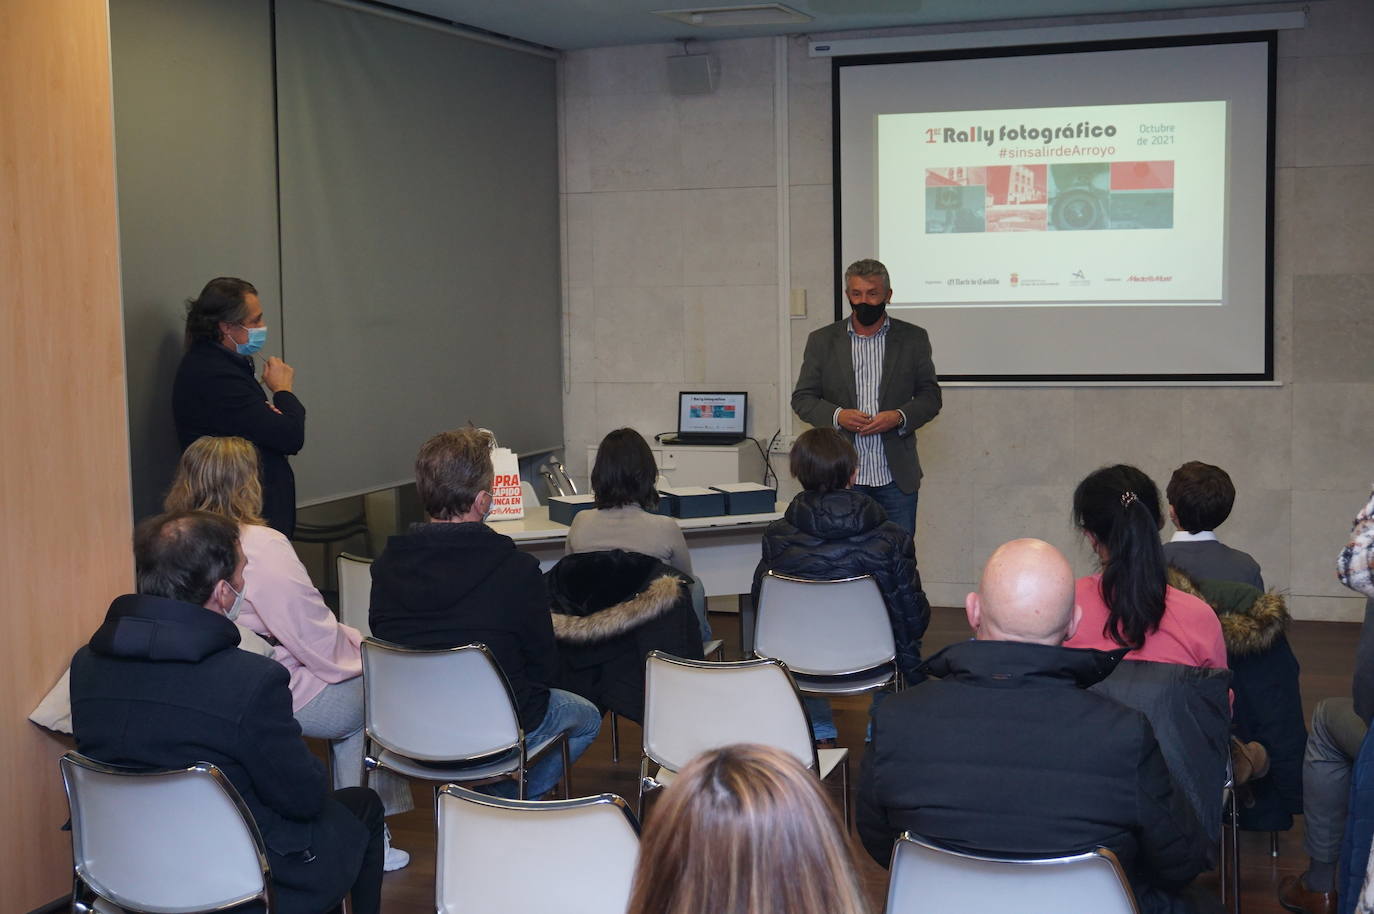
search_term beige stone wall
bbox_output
[560,1,1374,619]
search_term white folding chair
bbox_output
[336,552,373,638]
[435,785,639,914]
[885,832,1140,914]
[639,650,850,825]
[520,479,541,507]
[361,638,571,799]
[755,571,898,696]
[607,636,724,765]
[60,751,274,914]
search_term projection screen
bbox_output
[834,33,1275,382]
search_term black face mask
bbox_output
[853,302,886,327]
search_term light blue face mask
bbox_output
[235,326,268,356]
[224,582,246,622]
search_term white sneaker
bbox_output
[383,824,410,872]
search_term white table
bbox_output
[489,504,782,655]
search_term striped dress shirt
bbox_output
[837,317,903,487]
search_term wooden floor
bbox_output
[372,606,1362,913]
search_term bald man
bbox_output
[857,539,1211,914]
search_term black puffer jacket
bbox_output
[749,489,931,682]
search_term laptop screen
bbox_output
[678,392,747,436]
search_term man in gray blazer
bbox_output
[792,259,941,534]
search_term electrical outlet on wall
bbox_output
[769,434,797,454]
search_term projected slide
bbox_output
[877,101,1226,306]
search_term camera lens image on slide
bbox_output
[1049,163,1109,230]
[1048,161,1174,231]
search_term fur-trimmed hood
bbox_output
[547,549,689,644]
[551,574,683,643]
[1168,567,1289,656]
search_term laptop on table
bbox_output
[664,391,748,446]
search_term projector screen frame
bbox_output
[830,31,1277,384]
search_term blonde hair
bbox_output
[164,436,266,526]
[626,744,870,914]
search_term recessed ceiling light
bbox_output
[655,4,814,28]
[806,0,922,11]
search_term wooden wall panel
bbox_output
[0,0,132,907]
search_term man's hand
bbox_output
[837,408,872,432]
[262,356,295,393]
[857,410,902,436]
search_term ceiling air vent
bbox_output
[654,4,814,28]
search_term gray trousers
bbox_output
[295,675,413,816]
[1303,696,1368,863]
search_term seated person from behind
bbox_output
[566,427,691,575]
[857,538,1211,914]
[750,427,931,747]
[626,743,870,914]
[70,511,384,914]
[565,427,709,641]
[1162,460,1264,590]
[1274,488,1374,914]
[369,426,601,798]
[163,436,412,868]
[1063,464,1227,668]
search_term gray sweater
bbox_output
[565,505,693,575]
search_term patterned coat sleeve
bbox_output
[1338,489,1374,598]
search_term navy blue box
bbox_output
[658,486,726,519]
[710,483,777,515]
[547,494,596,526]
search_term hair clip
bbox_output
[1120,491,1138,508]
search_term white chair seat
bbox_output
[794,665,896,696]
[374,730,565,782]
[375,747,520,782]
[817,747,849,781]
[648,754,865,791]
[647,765,675,791]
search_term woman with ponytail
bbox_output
[1064,464,1226,668]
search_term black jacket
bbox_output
[546,550,704,723]
[70,594,368,914]
[858,640,1209,914]
[1171,571,1305,831]
[369,522,557,732]
[1090,659,1232,854]
[750,489,930,681]
[172,340,305,537]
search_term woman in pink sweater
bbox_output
[1063,464,1227,669]
[164,437,412,868]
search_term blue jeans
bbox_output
[486,688,601,799]
[854,481,917,537]
[802,690,891,743]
